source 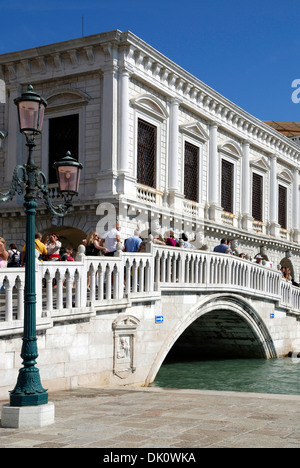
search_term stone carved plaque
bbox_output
[112,315,140,379]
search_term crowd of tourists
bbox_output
[0,229,296,286]
[0,232,75,268]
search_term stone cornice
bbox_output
[0,29,299,167]
[122,32,300,166]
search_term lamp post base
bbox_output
[9,391,48,407]
[9,364,48,407]
[1,402,55,428]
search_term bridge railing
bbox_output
[153,245,281,300]
[0,243,299,332]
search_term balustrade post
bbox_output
[132,261,138,294]
[113,266,119,299]
[117,258,124,299]
[125,260,131,295]
[55,270,63,310]
[74,270,80,307]
[139,260,144,292]
[172,253,177,283]
[78,246,87,308]
[4,278,13,322]
[65,270,73,309]
[35,253,43,318]
[45,271,53,312]
[89,264,96,302]
[98,265,104,300]
[16,276,24,321]
[154,251,160,284]
[106,265,112,299]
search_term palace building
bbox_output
[0,30,300,275]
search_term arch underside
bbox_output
[169,309,267,360]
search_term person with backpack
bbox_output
[7,243,20,267]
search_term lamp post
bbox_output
[0,85,82,408]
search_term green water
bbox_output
[151,358,300,395]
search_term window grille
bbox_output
[252,173,263,222]
[137,119,156,188]
[278,184,287,229]
[221,159,234,213]
[49,114,79,184]
[184,142,199,202]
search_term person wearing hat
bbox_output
[254,254,263,265]
[45,233,61,261]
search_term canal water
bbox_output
[151,358,300,395]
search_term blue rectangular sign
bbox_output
[155,316,164,323]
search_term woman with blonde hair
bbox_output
[85,231,108,256]
[0,237,9,268]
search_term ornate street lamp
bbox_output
[0,85,82,408]
[54,151,83,202]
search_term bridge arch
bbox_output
[146,294,277,385]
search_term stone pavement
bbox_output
[1,386,300,448]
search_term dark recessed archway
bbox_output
[41,226,86,254]
[167,309,267,360]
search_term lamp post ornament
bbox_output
[0,85,82,407]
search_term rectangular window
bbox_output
[221,159,234,213]
[184,142,199,202]
[48,114,79,184]
[137,119,156,188]
[278,184,287,229]
[252,173,263,222]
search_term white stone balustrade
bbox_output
[0,244,299,334]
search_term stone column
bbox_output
[168,98,179,192]
[241,141,252,230]
[269,154,280,237]
[292,167,300,243]
[168,98,181,210]
[208,122,222,221]
[6,84,21,184]
[96,64,118,197]
[119,67,129,174]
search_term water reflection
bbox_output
[151,358,300,395]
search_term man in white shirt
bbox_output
[100,223,122,256]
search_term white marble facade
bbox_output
[0,30,299,277]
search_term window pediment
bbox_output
[180,121,208,143]
[112,315,140,331]
[250,156,270,172]
[278,169,293,184]
[131,94,168,121]
[46,87,91,110]
[219,140,242,159]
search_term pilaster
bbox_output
[269,154,280,237]
[208,122,222,222]
[241,141,253,230]
[96,64,119,197]
[292,167,300,243]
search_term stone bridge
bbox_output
[0,241,300,400]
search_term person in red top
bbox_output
[45,234,61,260]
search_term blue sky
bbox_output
[1,0,300,122]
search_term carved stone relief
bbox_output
[112,315,140,379]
